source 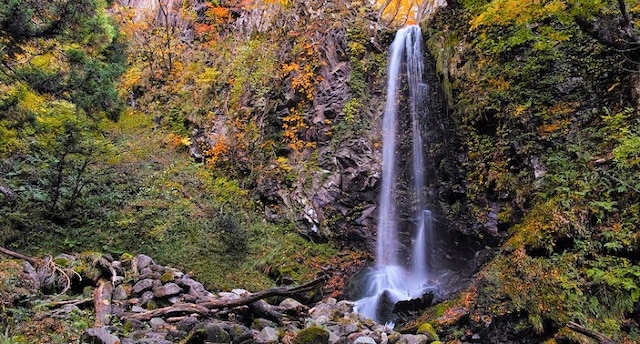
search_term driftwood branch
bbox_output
[567,321,616,344]
[200,276,327,309]
[47,298,94,308]
[0,246,38,264]
[125,276,328,321]
[127,303,212,321]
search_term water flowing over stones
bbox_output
[355,25,440,324]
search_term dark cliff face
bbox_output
[182,1,389,252]
[199,2,483,259]
[241,19,480,257]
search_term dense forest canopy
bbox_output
[0,0,125,226]
[1,0,640,343]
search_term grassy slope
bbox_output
[0,107,358,344]
[45,108,350,291]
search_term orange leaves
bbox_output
[194,3,231,43]
[279,39,322,153]
[292,249,369,298]
[282,62,322,101]
[538,119,570,137]
[204,135,232,168]
[375,0,432,27]
[283,106,316,152]
[166,133,192,150]
[434,284,479,327]
[262,0,292,6]
[282,40,323,102]
[205,4,230,20]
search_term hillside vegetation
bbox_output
[422,0,640,342]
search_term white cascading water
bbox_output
[355,25,437,324]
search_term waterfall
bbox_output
[355,25,438,324]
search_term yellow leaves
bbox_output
[262,0,292,7]
[470,0,567,30]
[180,137,192,146]
[347,41,367,58]
[486,76,510,90]
[0,120,22,158]
[195,67,221,84]
[513,103,531,118]
[282,106,316,152]
[19,87,46,113]
[166,133,192,150]
[120,66,143,91]
[375,0,430,27]
[30,53,59,73]
[275,156,292,173]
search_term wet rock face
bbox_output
[285,31,479,257]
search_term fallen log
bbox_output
[248,299,283,323]
[127,303,211,321]
[200,276,327,309]
[0,246,38,264]
[94,278,114,327]
[124,276,328,321]
[567,321,616,344]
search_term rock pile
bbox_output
[53,253,444,344]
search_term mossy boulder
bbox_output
[160,271,175,283]
[416,322,439,342]
[293,325,329,344]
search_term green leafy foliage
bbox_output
[0,0,126,249]
[425,0,640,340]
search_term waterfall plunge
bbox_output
[355,25,438,324]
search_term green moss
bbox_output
[416,322,439,342]
[160,271,175,284]
[423,0,640,341]
[293,326,329,344]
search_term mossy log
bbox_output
[566,321,616,344]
